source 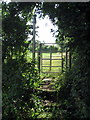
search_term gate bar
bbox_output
[42,43,57,44]
[38,43,42,73]
[42,58,62,60]
[42,72,61,73]
[50,46,52,71]
[42,66,62,67]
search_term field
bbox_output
[41,53,63,73]
[26,51,68,73]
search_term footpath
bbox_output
[36,78,60,120]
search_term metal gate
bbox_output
[37,43,71,73]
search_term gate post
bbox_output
[50,46,52,71]
[61,52,64,73]
[38,43,42,73]
[66,47,68,69]
[33,14,36,62]
[69,49,72,69]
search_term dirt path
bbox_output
[37,78,59,119]
[40,78,54,90]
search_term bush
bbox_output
[2,59,40,120]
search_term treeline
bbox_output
[29,41,59,52]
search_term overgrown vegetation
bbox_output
[2,2,90,120]
[2,2,41,120]
[43,2,90,119]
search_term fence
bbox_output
[37,43,71,73]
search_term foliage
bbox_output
[3,60,40,120]
[2,2,90,119]
[2,2,42,120]
[42,2,90,119]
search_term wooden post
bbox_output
[69,50,71,69]
[61,52,63,73]
[50,46,52,71]
[38,43,42,73]
[33,14,36,62]
[66,47,68,69]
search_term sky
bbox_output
[36,15,58,43]
[2,0,58,44]
[2,0,11,2]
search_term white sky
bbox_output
[36,15,58,43]
[2,0,11,2]
[2,0,58,44]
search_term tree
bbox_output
[42,2,90,119]
[2,2,40,119]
